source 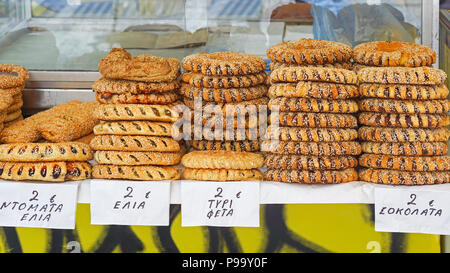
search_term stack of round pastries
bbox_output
[0,64,29,131]
[90,48,183,181]
[354,41,450,185]
[180,52,268,153]
[181,151,264,181]
[0,142,92,182]
[262,39,360,184]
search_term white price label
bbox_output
[90,180,171,226]
[181,181,260,227]
[0,180,78,229]
[375,188,450,235]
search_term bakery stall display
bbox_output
[263,39,360,184]
[0,64,29,131]
[181,52,268,152]
[181,151,263,181]
[91,48,183,180]
[354,41,450,185]
[0,100,99,143]
[0,142,93,182]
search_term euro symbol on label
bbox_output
[145,191,151,199]
[429,200,434,207]
[236,191,241,198]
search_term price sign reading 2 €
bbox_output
[90,180,171,226]
[181,181,260,227]
[374,188,450,235]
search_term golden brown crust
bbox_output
[3,116,23,128]
[187,113,264,129]
[4,110,22,122]
[268,97,358,113]
[358,126,450,142]
[90,135,180,152]
[361,142,448,156]
[266,126,358,142]
[270,66,357,84]
[353,41,436,67]
[182,52,266,76]
[6,100,23,113]
[94,151,181,166]
[183,97,269,116]
[98,48,180,82]
[267,39,353,65]
[0,142,93,162]
[359,84,449,100]
[189,140,260,152]
[94,121,173,136]
[180,83,267,103]
[191,126,261,141]
[264,168,357,184]
[358,66,446,85]
[73,133,95,145]
[95,103,180,122]
[359,168,450,185]
[0,64,29,89]
[96,91,179,105]
[358,98,449,114]
[182,168,262,181]
[0,161,91,182]
[92,165,180,180]
[181,151,263,169]
[0,85,24,97]
[0,100,84,143]
[65,162,92,181]
[181,72,267,88]
[359,154,450,171]
[261,141,361,156]
[92,77,180,94]
[0,93,13,112]
[269,61,353,71]
[358,112,450,128]
[275,112,357,128]
[264,154,358,170]
[268,82,359,99]
[37,101,99,143]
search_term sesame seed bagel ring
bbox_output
[0,64,29,89]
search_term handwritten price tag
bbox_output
[375,187,450,235]
[181,181,260,227]
[0,180,78,229]
[90,180,171,226]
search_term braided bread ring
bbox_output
[180,83,267,103]
[275,112,357,128]
[359,154,450,171]
[181,72,266,88]
[189,140,260,152]
[264,168,358,184]
[358,98,449,114]
[358,127,450,142]
[268,82,359,99]
[268,97,358,113]
[358,112,450,128]
[182,52,266,76]
[358,67,446,85]
[267,39,352,65]
[359,84,449,100]
[270,67,357,84]
[361,142,448,156]
[264,154,358,170]
[359,168,450,185]
[266,126,358,142]
[261,141,361,156]
[353,41,436,67]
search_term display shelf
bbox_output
[76,179,450,205]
